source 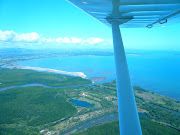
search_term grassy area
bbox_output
[0,68,92,88]
[74,118,180,135]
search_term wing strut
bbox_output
[109,0,143,134]
[111,20,142,135]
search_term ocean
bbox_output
[17,52,180,100]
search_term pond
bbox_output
[69,99,93,107]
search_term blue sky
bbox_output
[0,0,180,51]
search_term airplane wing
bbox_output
[67,0,180,28]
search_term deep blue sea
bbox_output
[17,52,180,100]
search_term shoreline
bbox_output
[4,65,87,79]
[2,62,180,101]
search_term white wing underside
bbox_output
[67,0,180,28]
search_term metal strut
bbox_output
[111,20,142,135]
[109,1,143,134]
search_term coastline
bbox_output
[4,65,87,79]
[2,54,180,100]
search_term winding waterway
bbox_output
[0,83,93,92]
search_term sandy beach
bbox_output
[5,65,87,79]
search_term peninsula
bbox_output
[4,65,87,78]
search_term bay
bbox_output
[17,53,180,100]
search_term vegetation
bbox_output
[0,69,179,135]
[141,103,180,129]
[133,86,180,130]
[134,86,180,112]
[0,126,40,135]
[0,86,77,126]
[74,118,180,135]
[0,68,92,88]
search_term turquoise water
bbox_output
[17,53,180,100]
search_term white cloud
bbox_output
[14,32,40,42]
[62,37,71,43]
[83,38,104,44]
[0,30,16,41]
[71,37,83,43]
[42,37,54,43]
[55,37,83,44]
[0,30,40,43]
[0,30,111,48]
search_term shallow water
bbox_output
[16,53,180,100]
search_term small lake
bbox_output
[69,99,93,107]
